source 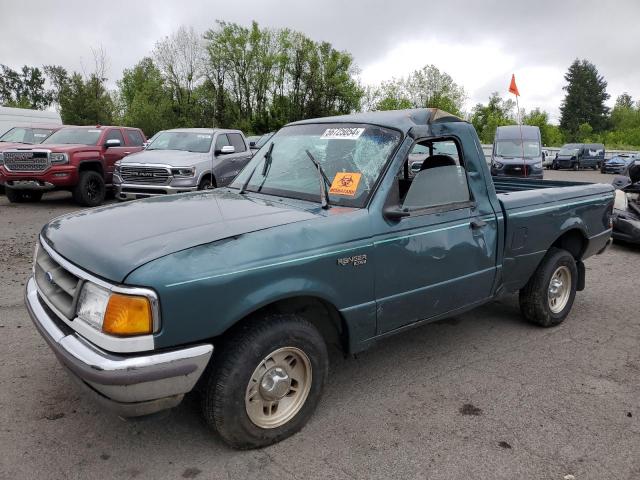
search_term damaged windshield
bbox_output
[230,123,401,207]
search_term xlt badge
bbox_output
[337,254,367,267]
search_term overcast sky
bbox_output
[2,0,639,123]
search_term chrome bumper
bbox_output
[115,183,197,200]
[6,180,55,190]
[25,277,213,417]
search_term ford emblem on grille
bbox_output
[45,271,56,286]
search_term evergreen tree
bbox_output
[559,59,610,139]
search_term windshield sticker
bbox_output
[321,128,365,140]
[88,130,101,133]
[329,172,362,196]
[197,134,212,139]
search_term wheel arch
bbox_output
[220,294,349,355]
[78,159,104,176]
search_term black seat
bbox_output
[420,154,457,171]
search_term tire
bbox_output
[519,247,578,327]
[552,163,559,170]
[6,189,42,203]
[202,314,328,449]
[572,163,579,171]
[72,171,105,207]
[197,175,212,190]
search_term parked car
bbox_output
[611,160,640,244]
[0,125,145,206]
[0,124,62,148]
[601,154,637,174]
[0,106,61,136]
[114,128,252,200]
[25,108,613,449]
[542,150,555,169]
[491,125,544,179]
[553,143,605,170]
[249,131,274,155]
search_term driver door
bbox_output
[374,138,498,334]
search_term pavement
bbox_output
[0,170,638,480]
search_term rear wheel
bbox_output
[572,162,579,171]
[519,247,578,327]
[202,314,328,449]
[6,188,42,203]
[72,171,105,207]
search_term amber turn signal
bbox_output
[103,293,152,336]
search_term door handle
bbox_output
[470,218,487,229]
[123,151,131,155]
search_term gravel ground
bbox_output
[0,170,638,480]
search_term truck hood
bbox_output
[26,144,99,153]
[121,149,210,167]
[42,189,317,282]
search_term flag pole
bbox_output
[516,94,526,177]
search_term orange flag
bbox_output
[509,74,520,96]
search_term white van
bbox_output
[0,106,62,136]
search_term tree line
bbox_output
[1,22,639,149]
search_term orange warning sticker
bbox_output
[329,172,362,197]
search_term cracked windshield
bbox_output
[231,123,401,207]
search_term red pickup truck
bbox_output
[0,126,146,206]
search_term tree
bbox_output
[523,108,564,146]
[559,59,610,140]
[153,26,205,125]
[116,58,175,135]
[0,65,52,109]
[368,65,466,115]
[469,93,516,143]
[202,20,362,133]
[48,48,115,125]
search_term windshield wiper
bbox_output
[240,142,274,194]
[305,149,330,209]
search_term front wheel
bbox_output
[202,314,328,449]
[572,162,579,171]
[519,247,578,327]
[72,171,105,207]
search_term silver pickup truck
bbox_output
[114,128,252,200]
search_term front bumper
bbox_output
[0,165,78,188]
[115,183,197,200]
[25,277,213,417]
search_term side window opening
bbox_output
[396,138,471,210]
[106,129,125,145]
[228,133,246,152]
[215,134,230,151]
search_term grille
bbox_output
[4,151,49,171]
[34,243,81,320]
[120,166,171,185]
[504,165,528,175]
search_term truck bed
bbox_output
[492,176,614,294]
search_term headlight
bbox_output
[50,152,69,165]
[76,282,154,336]
[77,283,111,331]
[493,162,503,169]
[614,190,628,211]
[171,167,196,177]
[0,152,4,165]
[532,162,542,169]
[114,162,121,174]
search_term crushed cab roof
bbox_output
[287,108,465,134]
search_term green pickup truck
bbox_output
[26,109,614,449]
